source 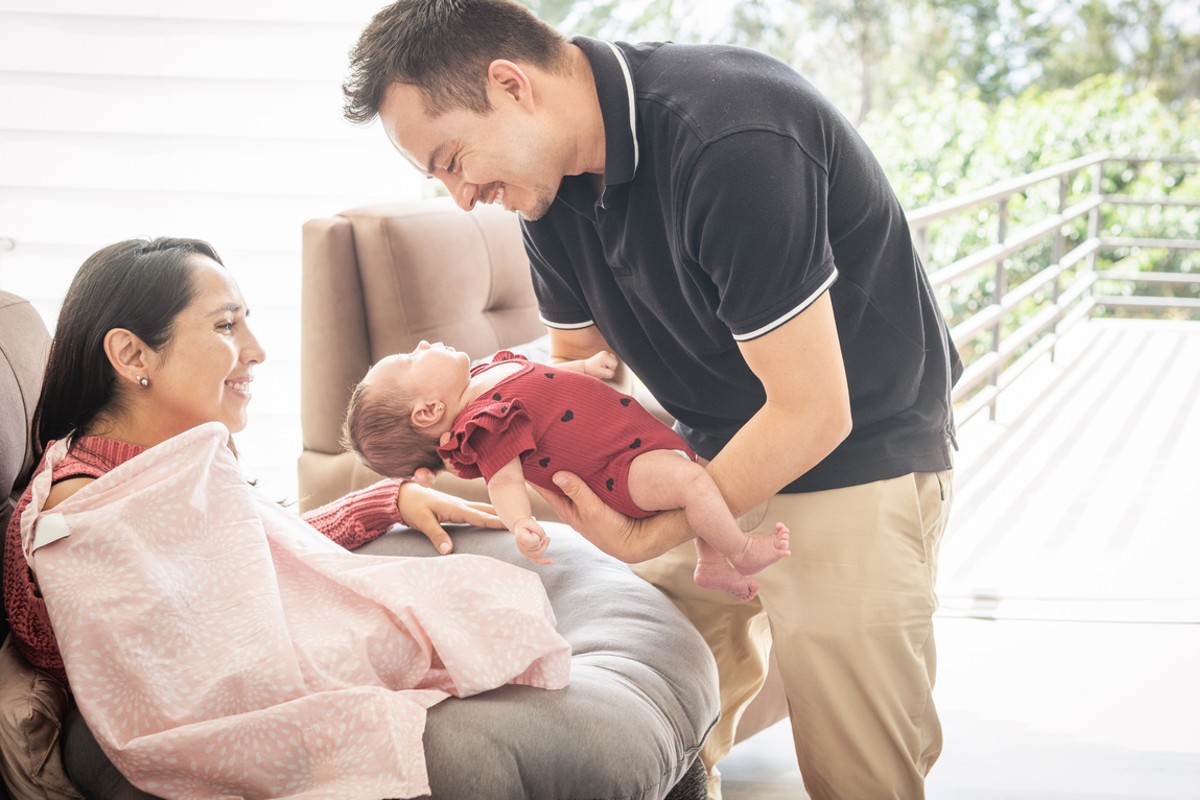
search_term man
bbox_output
[343,1,960,797]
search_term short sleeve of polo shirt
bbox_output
[681,128,838,340]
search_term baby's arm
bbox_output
[487,457,552,564]
[553,350,618,381]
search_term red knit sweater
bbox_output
[2,435,404,685]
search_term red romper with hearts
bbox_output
[437,352,697,519]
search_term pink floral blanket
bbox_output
[20,423,570,799]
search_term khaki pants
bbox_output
[634,468,953,800]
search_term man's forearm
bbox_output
[603,507,694,563]
[706,399,850,518]
[709,291,852,516]
[546,326,631,390]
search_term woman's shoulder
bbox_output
[42,436,143,485]
[32,435,147,510]
[34,435,141,509]
[43,476,93,511]
[57,435,145,474]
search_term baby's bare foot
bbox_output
[731,522,791,575]
[694,558,759,602]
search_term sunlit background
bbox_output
[2,0,1196,501]
[2,3,1198,798]
[0,1,430,500]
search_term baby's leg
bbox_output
[694,537,759,601]
[627,451,790,578]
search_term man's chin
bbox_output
[515,198,554,222]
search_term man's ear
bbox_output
[487,59,534,110]
[102,328,151,387]
[411,399,447,429]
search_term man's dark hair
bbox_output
[343,0,569,122]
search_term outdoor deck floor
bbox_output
[719,318,1200,799]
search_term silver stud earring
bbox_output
[137,376,150,388]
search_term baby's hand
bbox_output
[584,351,618,380]
[513,516,552,564]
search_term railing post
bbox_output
[914,225,929,270]
[1050,174,1068,361]
[990,199,1009,421]
[1086,159,1105,317]
[907,150,1195,428]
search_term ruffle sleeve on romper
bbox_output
[437,399,538,483]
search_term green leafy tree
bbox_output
[1032,0,1200,103]
[527,0,1198,115]
[860,74,1200,336]
[518,0,1200,331]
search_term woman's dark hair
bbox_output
[343,0,569,122]
[31,237,222,455]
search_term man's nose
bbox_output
[449,178,479,211]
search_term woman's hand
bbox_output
[397,481,504,555]
[530,471,693,563]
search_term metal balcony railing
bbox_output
[908,152,1200,424]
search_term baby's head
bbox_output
[342,380,441,479]
[341,341,471,478]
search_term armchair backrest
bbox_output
[299,200,543,511]
[0,291,52,641]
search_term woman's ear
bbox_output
[411,399,446,430]
[102,328,151,388]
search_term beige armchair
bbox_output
[299,199,551,514]
[299,199,788,745]
[1,291,51,646]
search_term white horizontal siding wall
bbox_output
[0,0,426,500]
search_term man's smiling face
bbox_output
[378,81,561,221]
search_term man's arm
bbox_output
[546,326,630,391]
[547,350,618,382]
[707,290,851,517]
[536,296,851,561]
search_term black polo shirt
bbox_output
[523,37,961,492]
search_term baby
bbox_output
[343,341,790,600]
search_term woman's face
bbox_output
[146,256,265,436]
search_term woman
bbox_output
[4,237,570,798]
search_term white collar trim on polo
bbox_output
[602,40,639,175]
